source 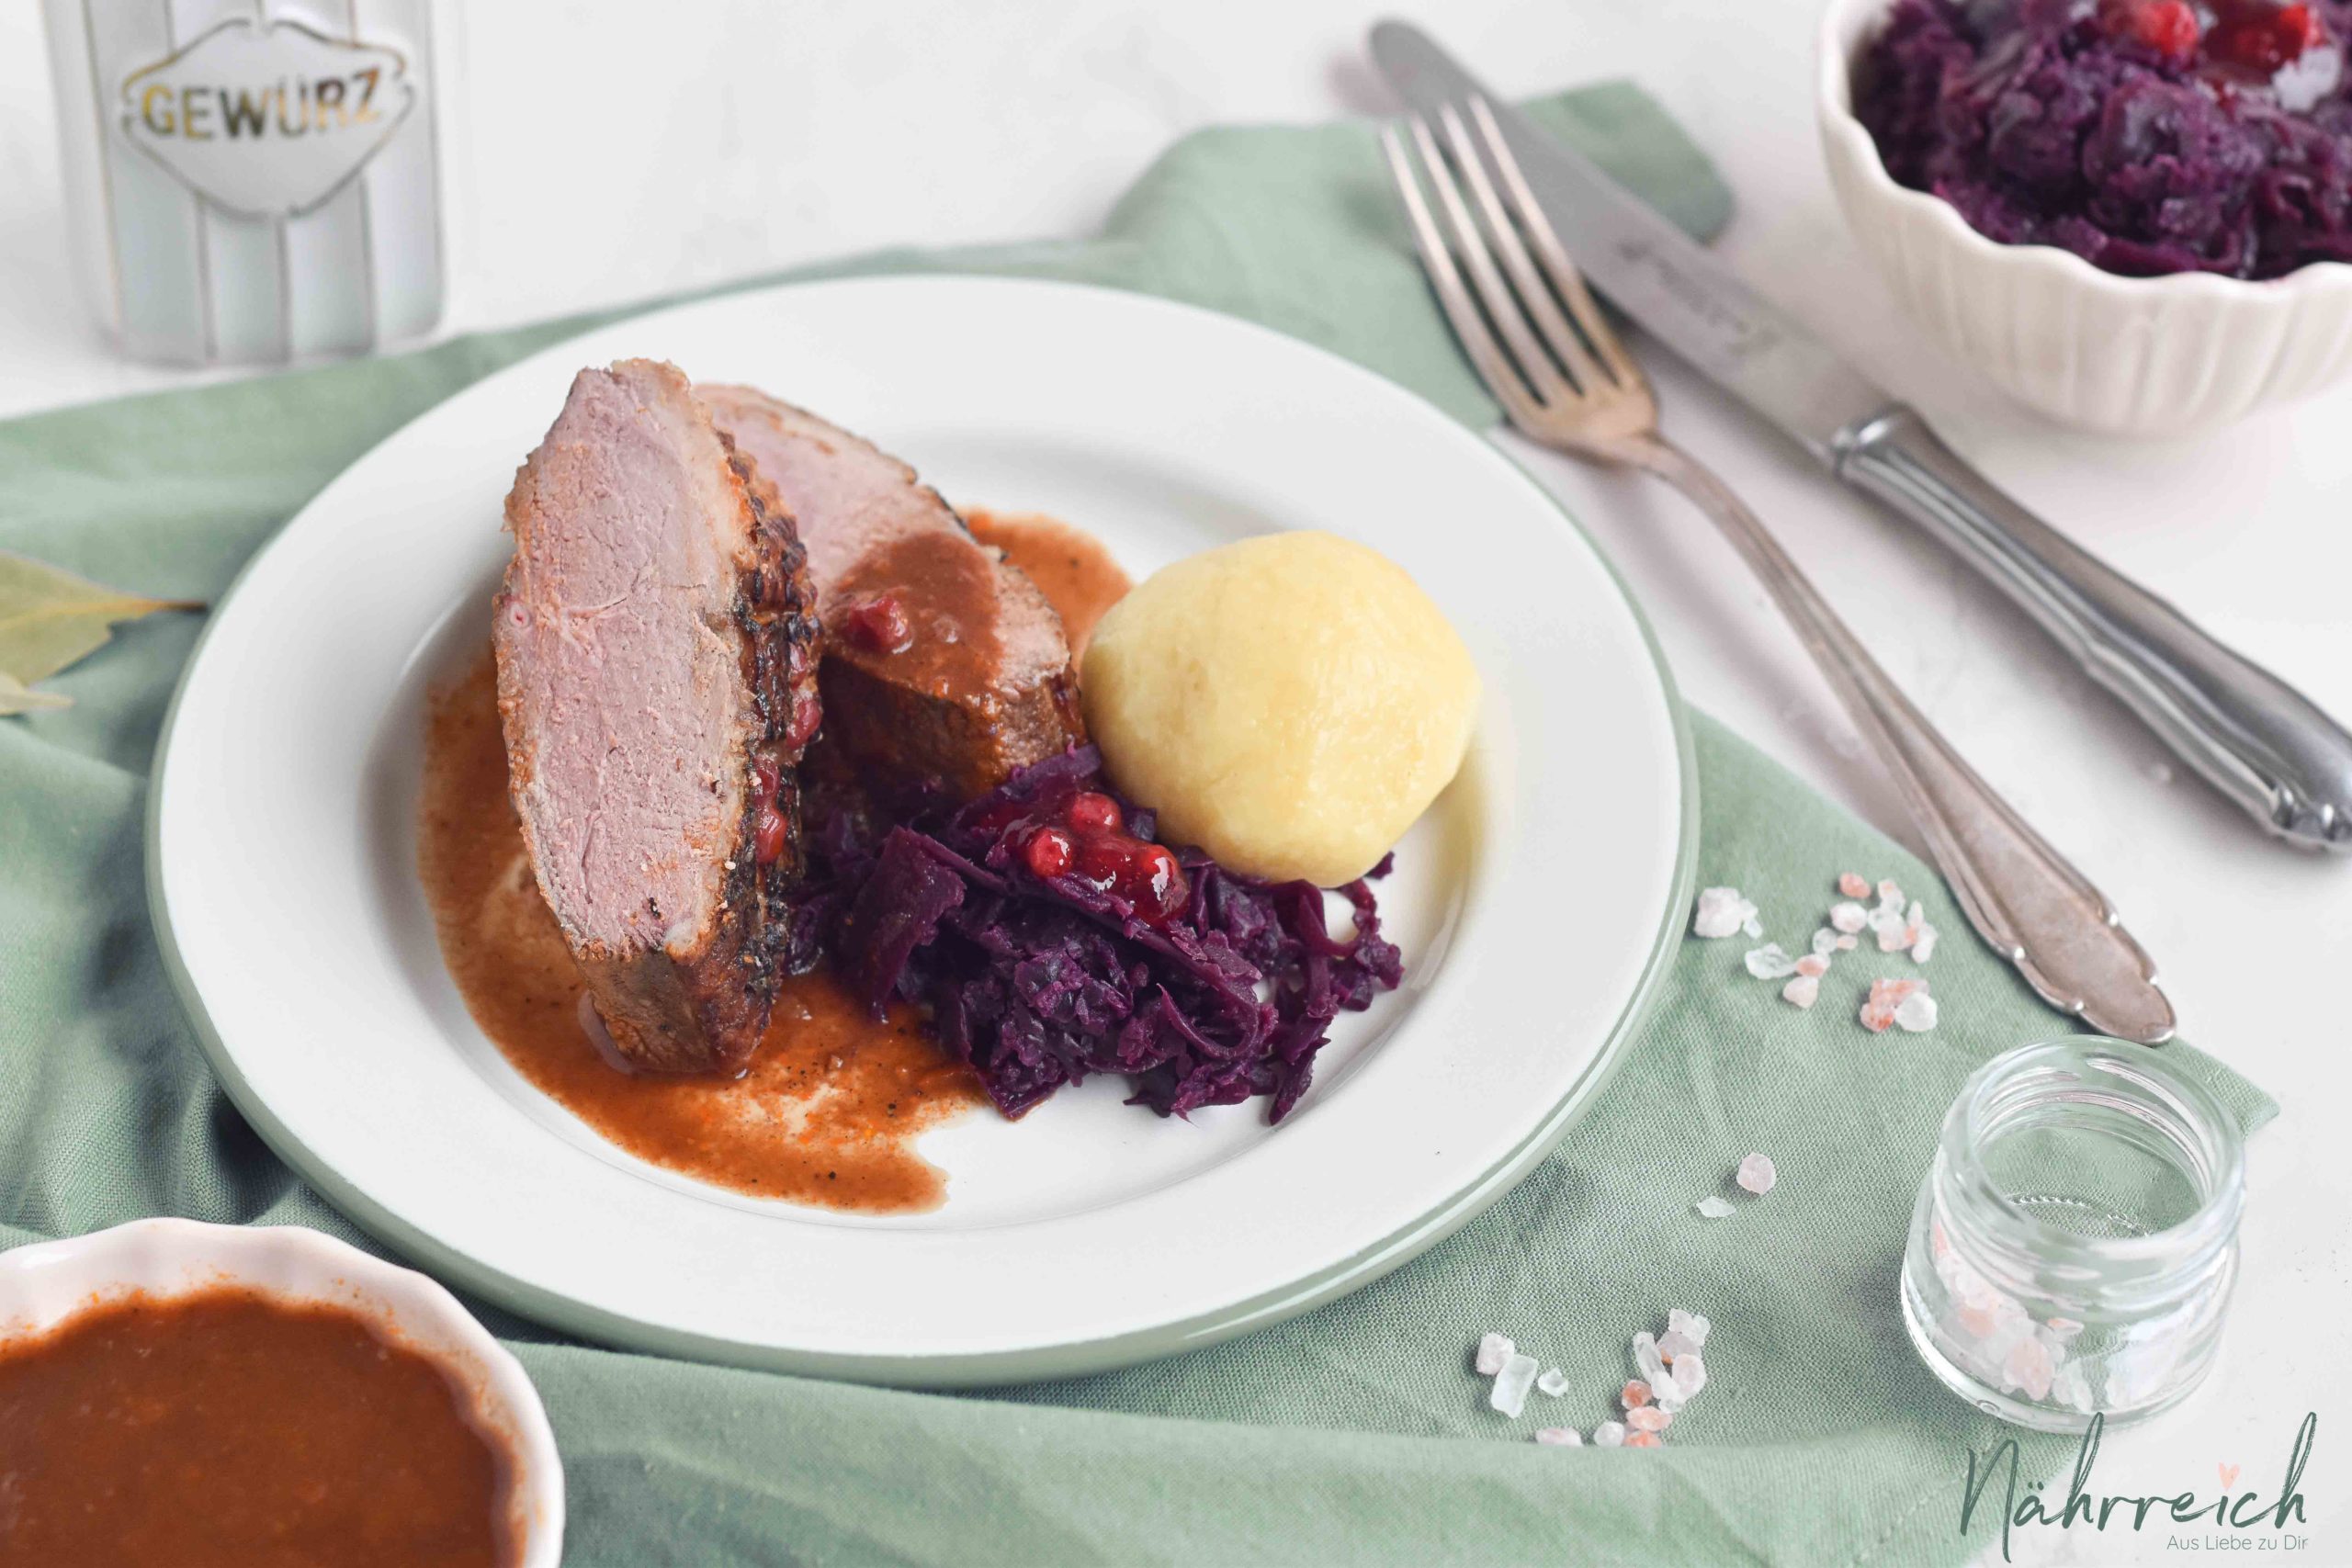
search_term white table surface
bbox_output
[2,2,2341,1560]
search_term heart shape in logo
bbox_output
[2220,1461,2242,1491]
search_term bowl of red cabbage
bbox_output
[1819,0,2352,433]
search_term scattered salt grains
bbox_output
[1633,1334,1672,1391]
[1475,1332,1515,1376]
[1860,976,1928,1034]
[1489,1352,1541,1417]
[1828,901,1867,934]
[1626,1404,1672,1434]
[1534,1427,1582,1447]
[1781,974,1820,1010]
[1667,1310,1710,1348]
[1838,872,1871,898]
[1691,886,1758,941]
[1695,1194,1736,1219]
[1743,942,1798,980]
[1736,1152,1777,1195]
[1593,1421,1627,1448]
[1894,991,1939,1033]
[1621,1380,1652,1410]
[1536,1367,1569,1398]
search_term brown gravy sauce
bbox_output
[967,508,1132,655]
[827,528,1005,700]
[0,1286,519,1567]
[419,650,983,1213]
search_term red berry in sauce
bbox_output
[750,756,787,865]
[2098,0,2200,62]
[1066,791,1123,835]
[2209,0,2322,70]
[1023,827,1075,879]
[754,801,789,865]
[1134,843,1188,919]
[840,592,914,655]
[2137,0,2202,62]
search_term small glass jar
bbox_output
[1901,1037,2245,1433]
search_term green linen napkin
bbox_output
[0,88,2274,1568]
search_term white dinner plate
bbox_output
[150,275,1696,1384]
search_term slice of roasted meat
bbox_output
[698,385,1083,801]
[493,359,820,1074]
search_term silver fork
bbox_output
[1384,100,2175,1045]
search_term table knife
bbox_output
[1371,18,2352,852]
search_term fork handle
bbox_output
[1615,432,2176,1044]
[1836,407,2352,852]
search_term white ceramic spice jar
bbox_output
[40,0,447,365]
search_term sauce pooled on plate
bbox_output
[419,648,985,1213]
[966,508,1130,655]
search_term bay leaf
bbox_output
[0,670,74,716]
[0,551,201,697]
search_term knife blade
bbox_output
[1370,17,2352,852]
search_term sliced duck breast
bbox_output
[699,385,1083,800]
[494,359,820,1074]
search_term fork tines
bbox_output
[1380,97,1645,426]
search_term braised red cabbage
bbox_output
[802,746,1402,1122]
[1857,0,2352,279]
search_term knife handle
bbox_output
[1834,407,2352,851]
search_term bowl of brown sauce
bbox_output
[0,1217,561,1567]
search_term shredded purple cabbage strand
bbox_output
[794,746,1402,1123]
[1857,0,2352,279]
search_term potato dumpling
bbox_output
[1080,531,1477,887]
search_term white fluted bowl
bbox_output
[1818,0,2352,434]
[0,1218,563,1566]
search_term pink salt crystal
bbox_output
[1475,1332,1515,1376]
[1622,1380,1652,1409]
[1828,902,1867,934]
[1534,1427,1582,1447]
[1910,923,1939,964]
[1736,1152,1777,1195]
[1657,1329,1700,1361]
[1836,934,1858,951]
[1838,873,1871,898]
[1878,879,1902,904]
[1810,927,1840,957]
[2004,1336,2056,1402]
[1794,953,1828,978]
[1860,976,1926,1033]
[1625,1431,1662,1449]
[1627,1404,1672,1434]
[1593,1421,1627,1448]
[1781,975,1820,1010]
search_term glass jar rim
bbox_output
[1940,1037,2245,1279]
